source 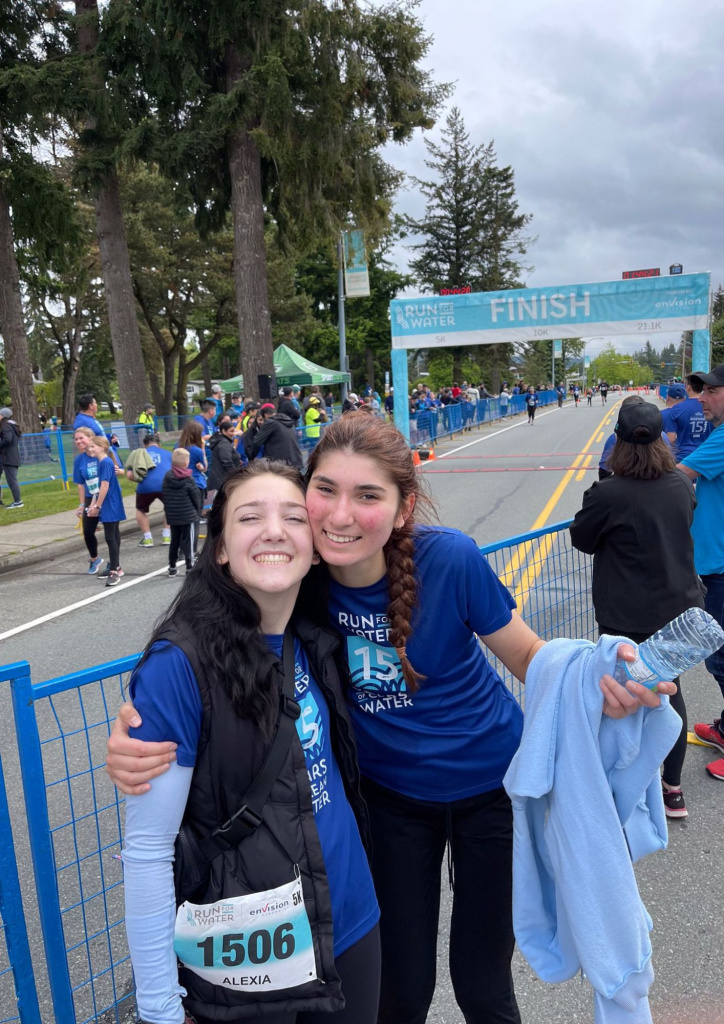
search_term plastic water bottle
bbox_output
[614,608,724,690]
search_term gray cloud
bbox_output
[385,0,724,356]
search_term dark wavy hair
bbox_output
[140,460,308,734]
[305,412,436,693]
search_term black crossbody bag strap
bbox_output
[195,630,300,860]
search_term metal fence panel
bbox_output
[480,519,595,704]
[10,658,140,1024]
[0,666,41,1024]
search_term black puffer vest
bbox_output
[156,616,369,1021]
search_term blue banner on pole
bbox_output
[342,229,371,298]
[390,273,710,349]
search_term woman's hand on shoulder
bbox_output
[106,702,177,795]
[599,643,677,719]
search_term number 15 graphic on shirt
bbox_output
[347,638,405,695]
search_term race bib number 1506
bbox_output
[174,874,317,992]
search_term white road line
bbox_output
[424,406,567,464]
[0,566,169,641]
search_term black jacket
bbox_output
[0,420,21,467]
[569,470,705,634]
[207,432,241,491]
[277,397,300,423]
[251,414,303,468]
[161,470,202,525]
[148,616,369,1020]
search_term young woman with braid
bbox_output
[107,413,676,1024]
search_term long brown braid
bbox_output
[306,412,435,692]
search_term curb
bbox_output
[0,511,166,576]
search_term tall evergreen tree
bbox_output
[404,107,533,387]
[104,0,444,401]
[73,0,149,423]
[0,120,39,431]
[0,1,53,431]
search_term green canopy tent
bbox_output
[219,344,350,394]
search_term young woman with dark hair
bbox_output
[122,460,380,1024]
[570,399,703,818]
[177,419,208,555]
[109,415,675,1024]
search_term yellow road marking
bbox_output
[504,401,622,609]
[596,432,604,442]
[575,453,593,482]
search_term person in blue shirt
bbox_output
[126,433,172,547]
[72,426,104,574]
[228,393,244,417]
[118,461,381,1023]
[85,435,127,586]
[663,381,711,459]
[193,400,217,446]
[204,384,225,419]
[556,383,565,408]
[678,365,724,782]
[525,386,539,424]
[73,393,122,466]
[109,415,675,1024]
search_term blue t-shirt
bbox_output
[73,412,106,436]
[178,443,206,489]
[525,393,538,408]
[666,397,712,459]
[129,639,378,957]
[96,457,126,523]
[136,445,173,494]
[682,423,724,574]
[193,414,216,440]
[599,433,617,471]
[328,526,522,801]
[73,452,100,498]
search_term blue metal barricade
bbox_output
[0,667,41,1024]
[10,657,140,1024]
[480,519,595,704]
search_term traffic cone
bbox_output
[412,449,421,467]
[426,447,436,461]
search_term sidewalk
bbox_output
[0,495,165,574]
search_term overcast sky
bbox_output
[384,0,723,358]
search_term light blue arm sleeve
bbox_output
[123,761,194,1024]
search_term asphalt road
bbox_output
[1,394,722,1023]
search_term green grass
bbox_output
[0,477,137,526]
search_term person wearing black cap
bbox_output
[570,396,702,816]
[677,364,724,780]
[662,381,711,459]
[277,385,301,423]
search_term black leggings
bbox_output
[195,925,380,1024]
[363,778,520,1024]
[527,405,535,421]
[102,521,121,570]
[82,501,99,558]
[599,625,687,786]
